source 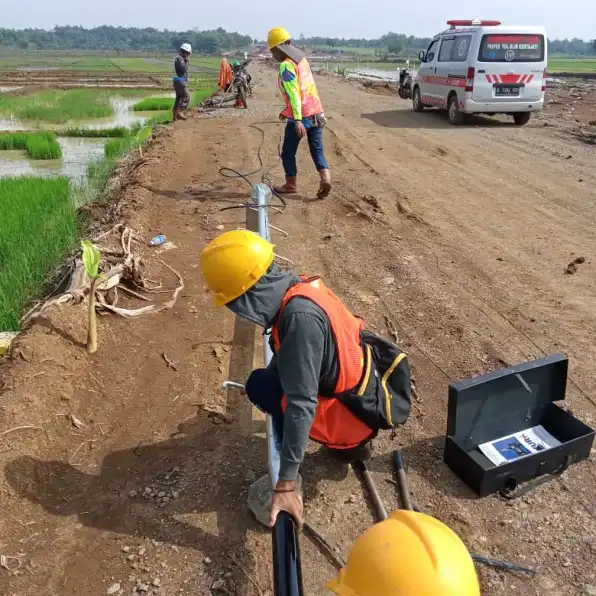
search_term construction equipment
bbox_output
[203,60,252,110]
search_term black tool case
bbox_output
[444,354,595,497]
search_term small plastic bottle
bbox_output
[148,234,166,247]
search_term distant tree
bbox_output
[0,26,253,54]
[382,33,404,55]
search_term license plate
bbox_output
[495,85,520,97]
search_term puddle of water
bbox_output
[348,68,401,82]
[0,86,22,93]
[0,137,105,181]
[83,96,171,129]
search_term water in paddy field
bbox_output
[0,86,22,93]
[0,138,105,181]
[0,95,171,180]
[0,97,171,133]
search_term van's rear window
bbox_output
[479,34,545,62]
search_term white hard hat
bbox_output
[180,43,192,54]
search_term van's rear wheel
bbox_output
[447,94,464,125]
[413,87,425,112]
[513,112,531,126]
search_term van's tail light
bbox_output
[541,69,547,92]
[466,67,475,92]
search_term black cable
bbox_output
[217,122,287,211]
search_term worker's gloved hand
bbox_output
[295,121,307,139]
[270,480,303,530]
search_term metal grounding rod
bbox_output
[251,183,304,596]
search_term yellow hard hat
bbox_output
[328,510,481,596]
[200,230,275,307]
[267,27,292,50]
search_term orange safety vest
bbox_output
[279,58,324,120]
[271,277,375,450]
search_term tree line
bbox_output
[300,33,596,57]
[0,26,253,53]
[0,26,593,56]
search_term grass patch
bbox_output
[0,176,78,330]
[548,58,596,73]
[0,89,114,123]
[60,126,129,138]
[147,111,173,125]
[133,96,174,111]
[132,87,215,112]
[0,131,62,159]
[104,136,137,158]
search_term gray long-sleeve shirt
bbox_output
[174,54,188,80]
[227,265,338,481]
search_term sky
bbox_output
[4,0,595,41]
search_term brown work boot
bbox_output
[317,169,332,199]
[273,176,298,194]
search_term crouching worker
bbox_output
[200,230,412,528]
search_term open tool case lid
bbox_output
[444,354,595,497]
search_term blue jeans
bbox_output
[245,368,285,439]
[282,119,328,177]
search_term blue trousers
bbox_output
[282,120,329,177]
[245,368,285,439]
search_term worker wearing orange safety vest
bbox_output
[267,27,332,200]
[200,230,412,528]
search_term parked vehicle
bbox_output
[413,20,548,125]
[398,66,413,100]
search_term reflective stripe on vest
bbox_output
[279,58,324,120]
[271,278,374,449]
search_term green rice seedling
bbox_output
[104,136,136,159]
[0,90,114,123]
[190,88,216,106]
[133,97,174,112]
[0,132,29,151]
[0,177,78,330]
[25,134,62,159]
[60,127,129,138]
[133,87,215,112]
[147,112,173,126]
[71,157,117,207]
[0,131,62,159]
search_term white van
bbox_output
[413,20,547,125]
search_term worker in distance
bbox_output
[201,229,412,528]
[267,27,332,200]
[173,42,192,121]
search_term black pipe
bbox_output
[272,511,304,596]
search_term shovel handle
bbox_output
[392,450,414,511]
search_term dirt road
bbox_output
[1,64,596,596]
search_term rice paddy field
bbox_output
[0,53,218,330]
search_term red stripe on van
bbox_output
[499,74,522,84]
